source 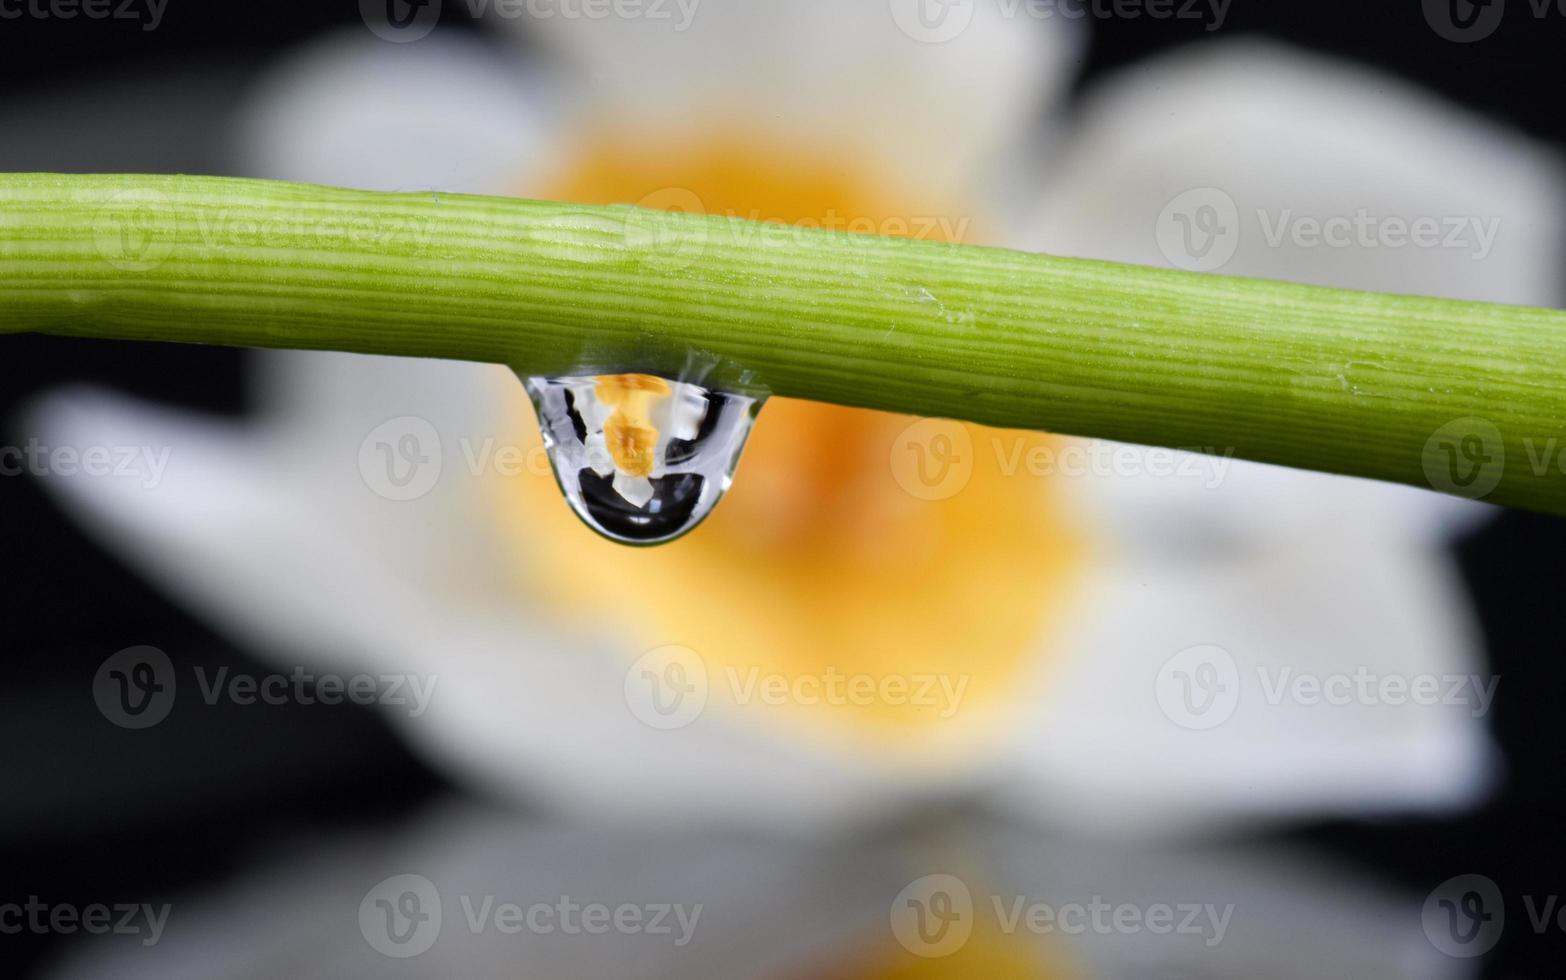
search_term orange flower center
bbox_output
[596,373,672,478]
[495,132,1087,753]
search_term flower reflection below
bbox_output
[524,372,764,545]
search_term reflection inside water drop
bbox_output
[524,373,763,545]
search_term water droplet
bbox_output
[524,372,764,546]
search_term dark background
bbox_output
[1,2,1564,976]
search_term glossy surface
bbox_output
[524,373,763,545]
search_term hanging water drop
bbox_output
[524,372,763,546]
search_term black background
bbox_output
[2,2,1564,976]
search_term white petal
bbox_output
[1001,46,1524,830]
[979,822,1467,978]
[255,351,520,463]
[508,0,1083,202]
[44,804,1462,980]
[234,28,559,194]
[998,534,1496,838]
[652,382,708,442]
[230,27,567,504]
[1065,448,1499,554]
[1033,42,1565,305]
[1028,42,1566,540]
[404,619,992,833]
[612,471,656,507]
[584,431,615,476]
[24,383,524,639]
[41,804,911,979]
[1000,47,1531,833]
[24,387,982,833]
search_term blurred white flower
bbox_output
[43,803,1467,979]
[27,1,1565,836]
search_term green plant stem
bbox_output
[3,172,1564,513]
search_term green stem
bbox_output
[3,172,1564,513]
